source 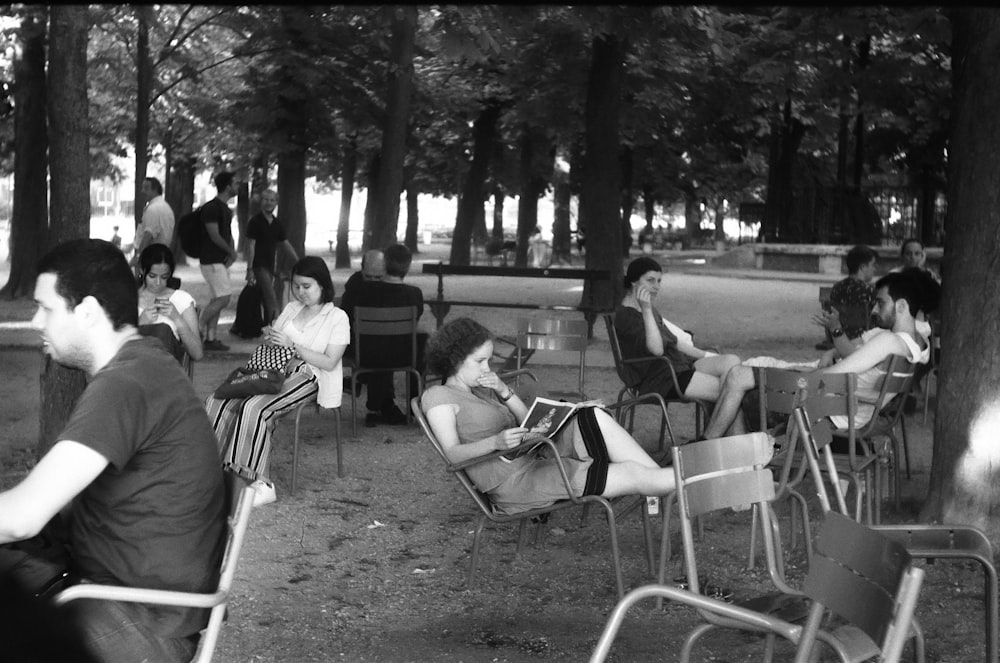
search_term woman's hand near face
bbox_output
[476,371,504,393]
[634,283,653,308]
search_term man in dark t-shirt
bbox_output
[199,171,239,351]
[340,244,426,425]
[245,188,299,324]
[0,239,226,663]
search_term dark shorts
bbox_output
[638,367,695,400]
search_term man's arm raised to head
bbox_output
[0,441,108,544]
[819,331,906,376]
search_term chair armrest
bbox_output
[498,369,538,383]
[619,355,684,390]
[55,583,226,609]
[589,584,802,663]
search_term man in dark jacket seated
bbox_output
[340,243,426,426]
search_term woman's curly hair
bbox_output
[424,317,493,380]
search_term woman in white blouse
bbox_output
[205,256,349,487]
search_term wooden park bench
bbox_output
[420,262,613,337]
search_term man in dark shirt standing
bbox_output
[340,243,426,425]
[199,171,239,351]
[0,239,226,662]
[245,188,299,324]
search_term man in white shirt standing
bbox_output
[129,177,175,269]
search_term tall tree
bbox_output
[923,8,1000,530]
[1,6,47,299]
[368,6,417,250]
[47,5,90,246]
[40,5,91,453]
[579,31,626,321]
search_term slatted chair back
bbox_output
[350,305,422,428]
[672,433,795,598]
[794,512,925,663]
[515,317,589,401]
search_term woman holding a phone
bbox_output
[137,243,204,361]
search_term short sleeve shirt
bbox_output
[272,302,350,407]
[60,337,226,638]
[246,213,287,271]
[199,198,233,265]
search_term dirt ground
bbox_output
[0,267,991,662]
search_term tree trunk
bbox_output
[643,185,655,229]
[1,6,47,300]
[683,189,699,249]
[133,5,153,230]
[620,145,633,256]
[451,103,501,265]
[47,4,90,246]
[277,149,307,274]
[236,181,250,259]
[167,154,195,259]
[491,187,504,241]
[515,123,540,267]
[923,8,1000,531]
[335,135,356,268]
[763,98,806,242]
[404,181,419,253]
[250,154,268,218]
[580,33,625,322]
[551,153,572,264]
[41,4,90,453]
[362,152,380,250]
[369,6,417,250]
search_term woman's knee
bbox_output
[723,365,755,391]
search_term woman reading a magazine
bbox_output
[421,317,676,516]
[614,256,745,437]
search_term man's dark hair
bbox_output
[144,177,163,196]
[291,256,335,304]
[384,243,412,278]
[845,245,877,274]
[425,317,492,379]
[37,239,138,330]
[875,268,940,316]
[213,171,236,191]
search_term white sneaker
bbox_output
[250,479,277,506]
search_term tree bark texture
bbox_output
[514,124,547,267]
[335,136,356,268]
[620,145,633,254]
[47,4,90,247]
[236,181,250,258]
[762,99,805,243]
[551,155,572,265]
[370,6,417,250]
[41,5,91,451]
[491,188,504,241]
[404,182,419,253]
[451,103,501,266]
[1,7,47,299]
[133,5,153,230]
[580,33,625,316]
[277,149,307,274]
[167,154,195,259]
[923,8,1000,531]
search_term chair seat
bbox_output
[739,592,811,623]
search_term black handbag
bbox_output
[246,344,296,372]
[214,367,285,399]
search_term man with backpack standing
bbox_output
[198,171,239,352]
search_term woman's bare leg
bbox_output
[602,463,676,497]
[582,408,660,468]
[693,353,741,378]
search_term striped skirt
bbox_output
[205,360,317,481]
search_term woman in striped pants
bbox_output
[206,257,349,486]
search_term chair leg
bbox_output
[333,407,343,478]
[291,405,304,494]
[468,516,488,588]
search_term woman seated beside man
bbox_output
[420,317,677,516]
[614,256,745,437]
[136,243,203,362]
[205,256,349,488]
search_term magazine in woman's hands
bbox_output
[500,397,585,461]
